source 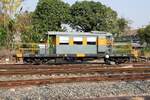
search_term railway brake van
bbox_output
[17,31,130,64]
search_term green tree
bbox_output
[32,0,70,35]
[0,14,6,47]
[69,1,118,32]
[138,25,150,45]
[15,11,34,42]
[0,0,24,48]
[117,18,129,35]
[0,13,14,47]
[0,27,7,47]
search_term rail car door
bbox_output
[47,35,56,55]
[37,35,56,55]
[97,35,113,57]
[97,36,108,56]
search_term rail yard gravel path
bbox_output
[0,81,149,100]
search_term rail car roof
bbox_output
[46,31,112,36]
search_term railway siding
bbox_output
[0,73,149,88]
[0,63,149,99]
[0,65,149,75]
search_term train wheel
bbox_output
[23,58,33,64]
[41,58,49,64]
[104,58,111,65]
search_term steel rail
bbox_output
[0,63,150,68]
[0,64,118,69]
[0,73,150,88]
[80,96,148,100]
[0,66,150,75]
[0,63,149,70]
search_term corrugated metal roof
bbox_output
[46,31,112,36]
[131,43,143,48]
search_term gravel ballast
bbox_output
[0,80,149,100]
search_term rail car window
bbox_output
[74,41,83,45]
[87,37,96,45]
[106,36,112,40]
[59,36,69,45]
[87,42,96,45]
[59,42,69,45]
[73,37,83,45]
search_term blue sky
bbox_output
[22,0,150,29]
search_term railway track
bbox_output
[81,96,149,100]
[0,63,150,69]
[0,63,149,88]
[0,73,149,88]
[0,63,149,75]
[0,67,150,75]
